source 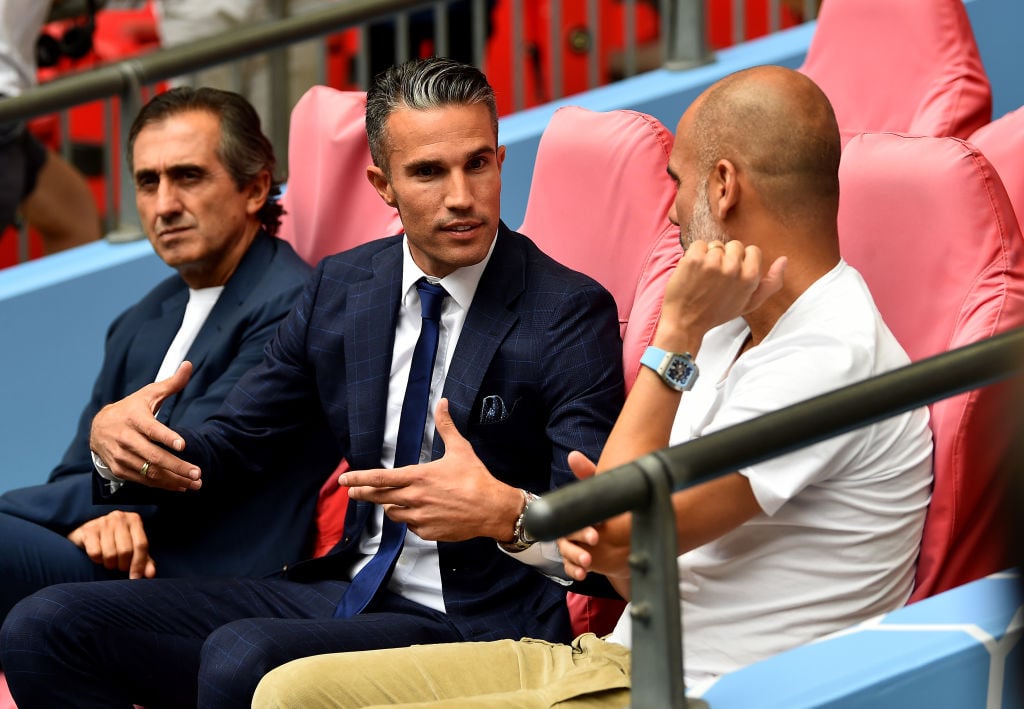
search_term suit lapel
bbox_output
[440,224,524,441]
[345,241,404,466]
[124,288,188,398]
[159,233,276,422]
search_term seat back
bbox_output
[279,86,403,266]
[969,107,1024,234]
[519,105,681,392]
[280,86,405,558]
[519,105,681,635]
[799,0,991,147]
[837,132,1024,601]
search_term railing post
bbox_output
[268,0,292,162]
[665,0,713,70]
[628,455,708,709]
[107,60,144,243]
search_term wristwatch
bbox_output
[500,489,540,552]
[640,346,699,392]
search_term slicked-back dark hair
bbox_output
[365,56,498,176]
[127,86,284,237]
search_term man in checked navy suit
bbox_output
[0,87,325,626]
[1,57,625,708]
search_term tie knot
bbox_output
[416,279,447,322]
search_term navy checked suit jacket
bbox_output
[0,233,324,577]
[179,223,625,643]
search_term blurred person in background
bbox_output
[0,0,102,255]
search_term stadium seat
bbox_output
[520,105,681,391]
[968,106,1024,234]
[836,132,1024,601]
[799,0,992,147]
[519,105,682,635]
[0,673,11,709]
[278,86,403,266]
[279,86,404,558]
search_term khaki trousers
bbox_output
[252,633,633,708]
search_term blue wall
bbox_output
[1,0,1021,493]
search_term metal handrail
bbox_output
[526,325,1024,708]
[0,0,431,125]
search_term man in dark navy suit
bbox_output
[0,57,625,708]
[0,87,325,626]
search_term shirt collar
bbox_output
[400,228,498,312]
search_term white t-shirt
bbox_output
[0,1,50,96]
[607,260,934,682]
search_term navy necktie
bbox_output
[334,278,447,618]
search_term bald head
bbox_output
[682,65,841,224]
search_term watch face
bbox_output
[666,355,696,387]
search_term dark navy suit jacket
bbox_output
[179,224,625,643]
[0,232,326,577]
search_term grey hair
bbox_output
[365,57,498,175]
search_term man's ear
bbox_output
[366,165,397,207]
[245,170,272,216]
[711,158,740,219]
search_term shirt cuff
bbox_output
[497,539,572,585]
[92,450,125,493]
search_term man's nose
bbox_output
[155,181,183,217]
[445,172,473,210]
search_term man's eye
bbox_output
[468,157,486,170]
[415,166,435,178]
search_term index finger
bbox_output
[339,467,409,489]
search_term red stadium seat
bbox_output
[969,107,1024,235]
[837,132,1024,601]
[800,0,992,147]
[519,105,682,635]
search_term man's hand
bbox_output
[89,361,202,492]
[341,398,522,542]
[659,239,787,343]
[556,451,631,597]
[66,510,156,579]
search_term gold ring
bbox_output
[140,461,152,478]
[707,242,726,251]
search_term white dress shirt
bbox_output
[349,234,494,612]
[93,286,224,488]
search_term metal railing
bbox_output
[2,0,818,262]
[525,326,1024,708]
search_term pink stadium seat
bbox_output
[969,107,1024,234]
[278,86,403,265]
[0,673,13,709]
[519,105,681,635]
[799,0,992,148]
[280,86,405,558]
[837,132,1024,602]
[520,105,681,391]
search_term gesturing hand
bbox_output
[89,361,202,492]
[67,510,156,579]
[557,451,632,598]
[341,398,522,542]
